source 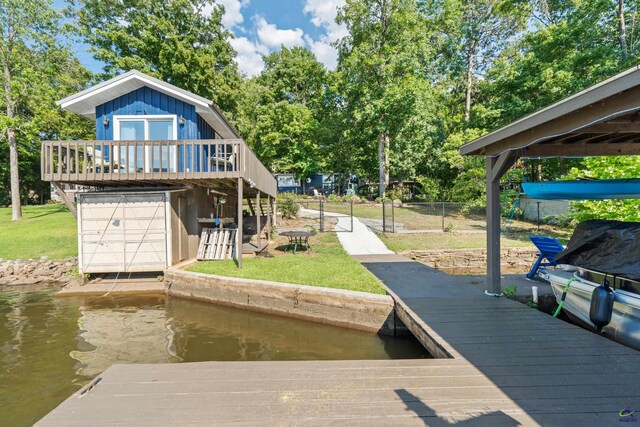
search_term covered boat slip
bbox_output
[460,64,640,294]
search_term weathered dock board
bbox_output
[38,255,640,426]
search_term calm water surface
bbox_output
[0,291,429,426]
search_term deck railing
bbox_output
[41,139,277,195]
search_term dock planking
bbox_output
[38,255,640,426]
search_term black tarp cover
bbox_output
[555,220,640,281]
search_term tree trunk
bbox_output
[618,0,628,58]
[378,132,389,198]
[4,58,22,220]
[464,48,475,123]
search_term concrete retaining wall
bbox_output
[405,247,538,275]
[164,269,398,335]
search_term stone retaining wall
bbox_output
[165,269,399,335]
[404,247,538,275]
[0,257,78,289]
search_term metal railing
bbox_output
[41,139,277,196]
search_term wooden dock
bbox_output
[38,255,640,426]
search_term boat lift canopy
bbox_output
[460,64,640,294]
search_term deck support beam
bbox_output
[52,182,77,219]
[486,152,517,295]
[237,178,243,268]
[256,191,261,253]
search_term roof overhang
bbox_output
[57,70,239,139]
[460,65,640,158]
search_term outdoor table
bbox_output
[279,231,316,254]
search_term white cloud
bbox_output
[217,0,249,29]
[255,17,305,49]
[303,0,345,28]
[304,36,338,70]
[201,1,249,29]
[230,36,265,77]
[303,0,347,70]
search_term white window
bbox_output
[113,115,178,173]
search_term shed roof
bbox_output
[57,70,240,139]
[460,65,640,158]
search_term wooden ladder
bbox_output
[197,228,237,260]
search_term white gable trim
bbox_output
[57,70,239,139]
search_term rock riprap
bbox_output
[0,257,78,287]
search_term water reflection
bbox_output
[0,291,429,426]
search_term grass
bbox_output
[378,232,535,252]
[188,232,386,294]
[0,204,78,260]
[302,200,574,237]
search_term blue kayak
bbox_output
[522,179,640,200]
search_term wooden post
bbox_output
[272,199,277,227]
[256,191,261,253]
[237,178,243,268]
[52,181,77,219]
[267,196,272,242]
[486,152,517,295]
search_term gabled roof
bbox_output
[460,64,640,156]
[57,70,239,139]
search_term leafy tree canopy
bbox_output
[73,0,242,114]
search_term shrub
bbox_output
[343,194,362,204]
[327,193,342,203]
[278,193,299,219]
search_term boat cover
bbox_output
[555,220,640,281]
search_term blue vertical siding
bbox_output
[95,87,219,169]
[95,87,217,141]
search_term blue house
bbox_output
[42,70,276,273]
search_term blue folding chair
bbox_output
[526,236,565,279]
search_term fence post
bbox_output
[382,200,386,233]
[442,202,445,231]
[319,199,324,232]
[392,201,395,233]
[350,198,354,232]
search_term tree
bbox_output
[74,0,242,115]
[0,0,68,219]
[424,0,528,123]
[337,0,434,197]
[236,47,332,183]
[566,157,640,222]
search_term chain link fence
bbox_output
[296,200,354,232]
[294,198,568,239]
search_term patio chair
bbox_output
[526,236,565,279]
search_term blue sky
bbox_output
[56,0,346,77]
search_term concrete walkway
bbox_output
[336,215,394,256]
[300,207,393,256]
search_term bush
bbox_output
[278,193,299,219]
[327,193,342,203]
[343,194,362,204]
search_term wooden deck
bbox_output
[38,255,640,426]
[41,139,277,196]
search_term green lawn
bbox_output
[378,232,534,252]
[188,233,386,294]
[0,204,77,259]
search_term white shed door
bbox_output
[79,193,168,273]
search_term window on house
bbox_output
[114,116,177,173]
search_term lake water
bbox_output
[0,291,429,426]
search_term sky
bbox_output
[58,0,347,78]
